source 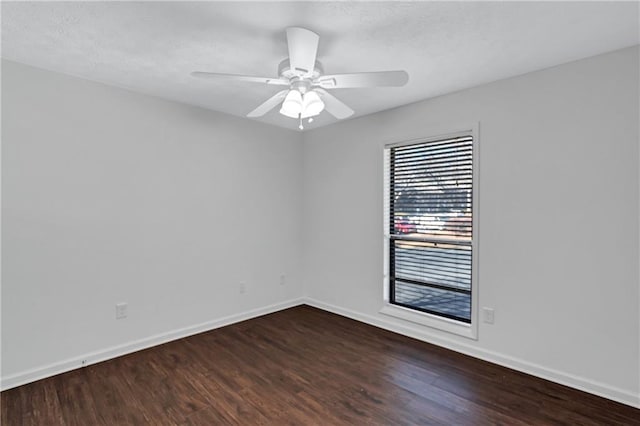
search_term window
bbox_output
[383,130,476,331]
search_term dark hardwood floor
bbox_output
[2,305,639,425]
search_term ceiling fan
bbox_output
[191,27,409,129]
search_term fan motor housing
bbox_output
[278,59,324,82]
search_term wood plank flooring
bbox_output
[2,305,639,425]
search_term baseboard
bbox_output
[0,297,305,391]
[4,297,639,409]
[303,298,640,409]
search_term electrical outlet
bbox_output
[116,302,128,319]
[239,281,246,294]
[483,307,495,324]
[280,274,286,286]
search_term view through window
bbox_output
[387,135,474,323]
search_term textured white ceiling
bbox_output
[2,1,638,131]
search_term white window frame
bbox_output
[381,123,479,339]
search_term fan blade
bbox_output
[247,90,289,118]
[316,70,409,88]
[286,27,319,76]
[191,72,289,86]
[316,89,354,119]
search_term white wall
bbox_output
[1,60,304,387]
[302,46,640,406]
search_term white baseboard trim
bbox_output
[0,297,305,391]
[303,298,640,409]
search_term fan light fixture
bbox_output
[192,27,409,124]
[279,89,325,119]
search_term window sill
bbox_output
[379,303,477,340]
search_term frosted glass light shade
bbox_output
[301,90,325,118]
[280,90,303,118]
